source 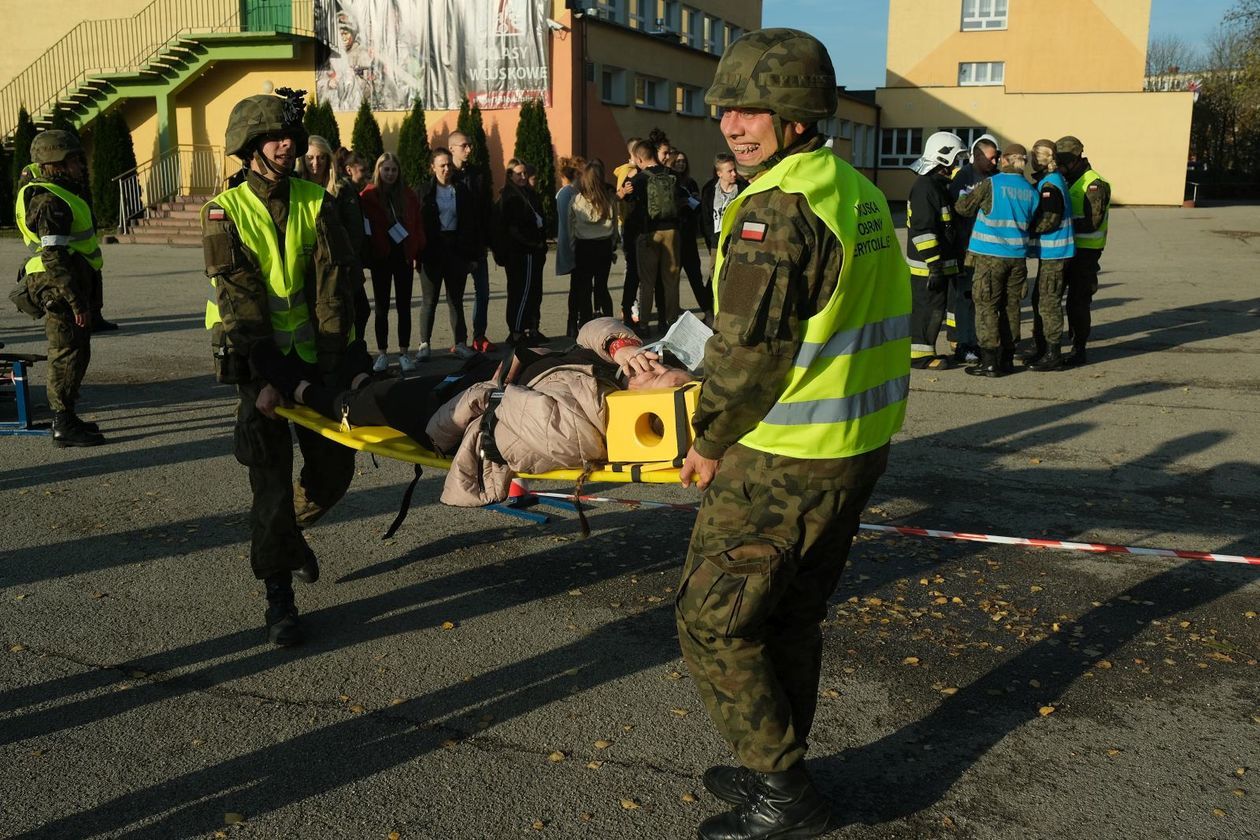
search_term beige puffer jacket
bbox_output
[426,318,637,506]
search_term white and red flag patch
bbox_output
[206,207,227,221]
[739,221,768,242]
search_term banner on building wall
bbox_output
[314,0,551,112]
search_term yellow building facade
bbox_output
[876,0,1193,205]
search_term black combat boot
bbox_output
[697,764,831,840]
[1029,346,1065,372]
[1063,345,1088,367]
[999,348,1016,373]
[52,411,105,447]
[264,573,303,646]
[292,536,320,584]
[1016,338,1046,365]
[703,765,760,806]
[964,349,1005,378]
[91,314,120,331]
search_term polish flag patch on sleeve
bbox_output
[739,220,768,242]
[207,207,227,221]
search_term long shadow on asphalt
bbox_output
[818,550,1258,830]
[1083,297,1260,360]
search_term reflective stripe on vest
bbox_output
[1031,172,1075,260]
[15,181,104,275]
[968,173,1037,259]
[712,148,911,460]
[203,179,325,364]
[1069,168,1108,250]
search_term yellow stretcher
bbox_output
[275,403,687,485]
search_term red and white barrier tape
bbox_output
[527,491,1260,568]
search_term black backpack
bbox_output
[645,170,679,223]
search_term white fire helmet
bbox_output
[910,131,965,175]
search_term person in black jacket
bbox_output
[418,148,479,360]
[499,161,549,344]
[448,130,495,351]
[697,153,748,321]
[671,150,708,319]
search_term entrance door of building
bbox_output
[241,0,293,32]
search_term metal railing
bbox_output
[0,0,315,139]
[115,144,225,234]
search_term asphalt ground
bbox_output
[0,205,1257,840]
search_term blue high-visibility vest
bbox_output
[1032,171,1075,261]
[968,173,1037,259]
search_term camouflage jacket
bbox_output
[692,135,843,463]
[21,179,96,315]
[1066,158,1111,235]
[953,172,1061,236]
[202,170,361,378]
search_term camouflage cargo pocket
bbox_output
[677,540,792,641]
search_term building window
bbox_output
[942,126,989,150]
[703,15,721,53]
[855,125,876,169]
[635,74,668,110]
[657,0,680,31]
[958,61,1004,86]
[880,128,923,167]
[628,0,647,29]
[710,103,723,120]
[676,84,704,116]
[962,0,1007,30]
[724,23,742,49]
[591,0,623,24]
[681,6,700,47]
[601,66,627,105]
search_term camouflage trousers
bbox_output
[44,306,91,412]
[971,254,1028,351]
[235,381,357,580]
[1030,259,1068,350]
[676,443,888,773]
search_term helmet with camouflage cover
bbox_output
[224,89,309,160]
[705,28,838,123]
[30,130,83,164]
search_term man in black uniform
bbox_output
[906,131,965,369]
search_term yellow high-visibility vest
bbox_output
[1069,169,1108,250]
[713,148,911,459]
[15,181,103,275]
[203,178,325,364]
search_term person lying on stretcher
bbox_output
[252,317,695,505]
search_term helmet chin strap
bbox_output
[734,119,816,179]
[252,148,293,180]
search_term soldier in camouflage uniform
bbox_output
[202,90,363,646]
[11,131,106,446]
[1019,139,1075,371]
[953,144,1039,377]
[677,29,911,840]
[1056,136,1111,367]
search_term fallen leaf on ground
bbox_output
[586,761,603,769]
[440,621,456,630]
[548,751,566,763]
[681,792,697,803]
[389,698,405,706]
[594,739,613,749]
[1107,748,1122,756]
[670,708,689,717]
[388,832,401,840]
[1096,660,1113,670]
[8,644,25,653]
[568,589,583,596]
[1232,789,1246,797]
[532,819,546,830]
[349,705,365,714]
[619,799,640,810]
[902,656,920,666]
[1212,808,1226,818]
[940,687,959,696]
[1039,706,1056,717]
[821,688,840,699]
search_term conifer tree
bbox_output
[457,98,494,208]
[0,146,12,226]
[512,100,556,232]
[304,98,341,149]
[396,97,432,188]
[11,107,37,191]
[90,111,137,229]
[350,100,383,168]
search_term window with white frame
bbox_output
[962,0,1007,30]
[676,84,704,116]
[628,0,647,29]
[681,6,700,46]
[725,23,742,49]
[657,0,680,31]
[854,125,876,169]
[880,128,923,167]
[703,15,721,53]
[958,61,1004,86]
[635,74,668,110]
[601,66,627,105]
[941,126,989,150]
[591,0,623,23]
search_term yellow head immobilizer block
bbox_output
[604,382,700,464]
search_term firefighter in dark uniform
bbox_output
[12,130,106,446]
[676,29,911,840]
[906,131,966,369]
[201,89,363,646]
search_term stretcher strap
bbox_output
[383,464,424,539]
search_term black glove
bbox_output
[926,270,947,293]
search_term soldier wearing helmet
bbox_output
[1054,135,1110,366]
[954,143,1041,376]
[675,28,910,840]
[1017,139,1076,371]
[906,130,965,369]
[201,88,365,646]
[11,129,107,446]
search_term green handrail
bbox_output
[0,0,314,141]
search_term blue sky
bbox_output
[762,0,1239,90]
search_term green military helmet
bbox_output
[30,130,83,164]
[224,91,309,160]
[705,28,837,123]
